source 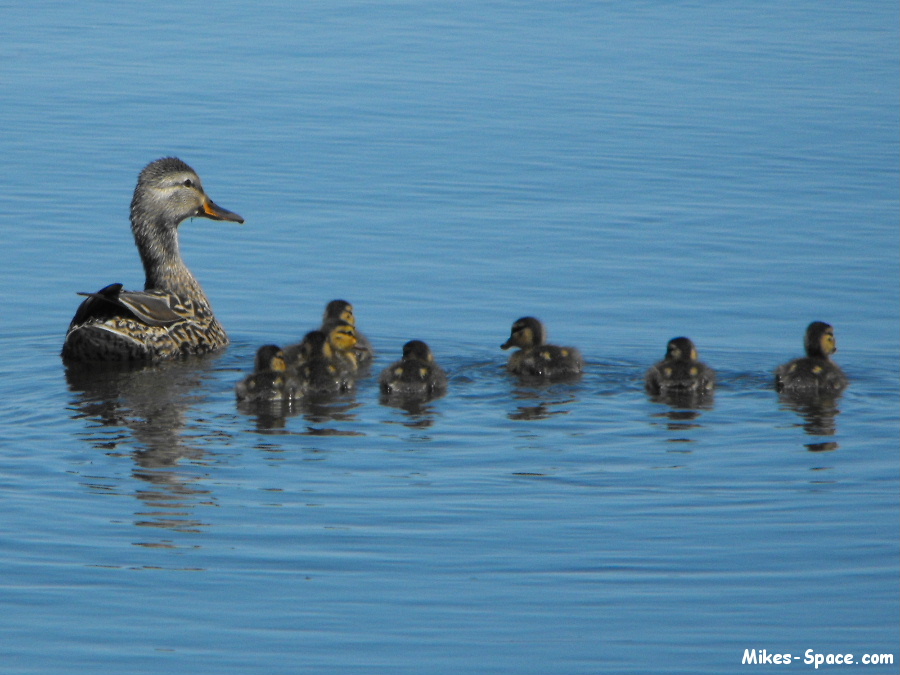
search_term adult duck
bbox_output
[62,157,243,361]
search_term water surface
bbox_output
[0,2,898,673]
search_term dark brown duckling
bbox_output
[775,321,848,394]
[379,340,448,399]
[236,345,299,402]
[645,337,716,395]
[501,316,584,380]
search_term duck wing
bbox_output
[73,283,183,327]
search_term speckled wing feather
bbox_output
[74,283,183,327]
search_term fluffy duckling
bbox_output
[379,340,448,398]
[775,321,848,394]
[321,299,373,368]
[293,327,357,395]
[62,157,243,361]
[236,345,297,402]
[501,316,584,380]
[645,337,716,395]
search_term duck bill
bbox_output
[501,339,514,350]
[200,198,244,223]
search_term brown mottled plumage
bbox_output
[62,157,243,362]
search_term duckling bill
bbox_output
[62,157,243,362]
[501,316,584,380]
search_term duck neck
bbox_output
[132,211,208,304]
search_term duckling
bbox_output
[501,316,584,380]
[293,327,358,395]
[645,337,716,395]
[380,340,448,398]
[236,345,297,402]
[62,157,243,361]
[321,299,373,368]
[775,321,848,394]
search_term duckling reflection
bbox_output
[507,385,578,421]
[65,356,228,535]
[501,317,584,381]
[779,390,842,442]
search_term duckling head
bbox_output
[401,340,434,362]
[665,337,698,362]
[254,344,287,372]
[323,299,356,327]
[327,322,358,354]
[804,321,837,358]
[502,317,546,350]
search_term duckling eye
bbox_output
[182,179,195,188]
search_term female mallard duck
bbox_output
[61,157,243,362]
[775,321,848,393]
[379,340,448,398]
[236,345,298,402]
[501,316,584,380]
[645,337,716,395]
[321,299,373,367]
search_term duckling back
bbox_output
[380,340,448,398]
[236,345,298,402]
[775,321,848,394]
[501,316,584,380]
[292,330,356,396]
[645,337,715,395]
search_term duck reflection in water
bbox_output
[507,384,578,421]
[65,355,228,535]
[779,390,842,450]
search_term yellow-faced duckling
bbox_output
[645,337,716,395]
[321,299,373,368]
[293,327,358,395]
[379,340,448,398]
[501,316,584,380]
[62,157,243,362]
[236,345,298,402]
[775,321,848,394]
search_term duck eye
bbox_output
[182,179,195,188]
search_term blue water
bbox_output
[1,2,898,673]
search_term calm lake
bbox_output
[1,1,898,673]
